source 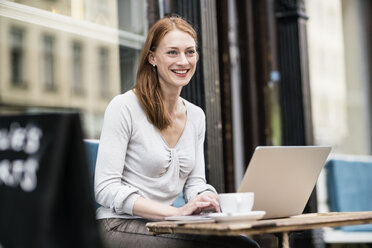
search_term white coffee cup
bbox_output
[218,192,254,214]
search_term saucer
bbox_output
[208,211,266,222]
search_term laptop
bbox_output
[238,146,332,219]
[165,145,331,221]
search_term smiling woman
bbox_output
[134,15,199,131]
[94,15,260,248]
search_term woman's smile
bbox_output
[171,69,190,77]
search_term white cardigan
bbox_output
[94,90,216,219]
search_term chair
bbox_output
[318,155,372,243]
[83,139,186,210]
[84,139,100,210]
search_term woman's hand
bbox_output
[177,191,220,216]
[133,193,220,220]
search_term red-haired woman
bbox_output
[95,15,260,248]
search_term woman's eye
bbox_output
[186,50,196,56]
[167,50,177,55]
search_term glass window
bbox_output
[118,0,146,35]
[10,27,25,86]
[0,0,147,138]
[307,0,372,155]
[72,41,83,95]
[42,35,56,91]
[120,46,140,93]
[98,47,109,99]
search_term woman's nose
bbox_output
[177,52,189,65]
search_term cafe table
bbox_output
[146,211,372,248]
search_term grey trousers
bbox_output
[98,218,260,248]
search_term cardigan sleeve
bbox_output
[94,95,141,215]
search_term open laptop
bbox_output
[165,145,331,221]
[238,146,332,219]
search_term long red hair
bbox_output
[133,15,197,130]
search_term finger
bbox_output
[201,195,220,212]
[201,193,219,204]
[191,202,210,215]
[209,199,221,212]
[196,201,211,208]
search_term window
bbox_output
[0,0,147,138]
[118,0,146,35]
[307,0,372,155]
[42,35,56,91]
[120,47,140,93]
[98,47,109,98]
[72,42,83,95]
[10,27,25,86]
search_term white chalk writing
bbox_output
[0,158,39,192]
[0,122,43,192]
[0,123,43,154]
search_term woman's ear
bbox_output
[148,51,156,66]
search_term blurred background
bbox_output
[0,0,371,246]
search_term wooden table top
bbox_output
[146,211,372,236]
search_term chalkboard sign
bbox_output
[0,113,102,248]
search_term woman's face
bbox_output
[149,29,198,90]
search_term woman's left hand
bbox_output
[190,191,221,214]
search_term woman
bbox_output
[95,15,260,248]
